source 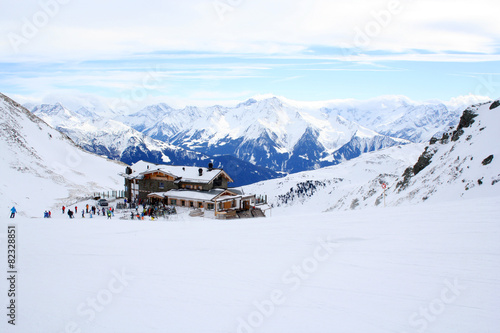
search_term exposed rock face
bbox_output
[452,108,479,142]
[482,155,494,166]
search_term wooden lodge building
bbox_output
[121,161,261,218]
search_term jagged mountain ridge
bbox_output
[121,97,420,173]
[27,95,483,176]
[29,103,281,186]
[319,95,487,142]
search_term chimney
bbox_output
[125,167,132,175]
[199,168,203,176]
[208,162,213,171]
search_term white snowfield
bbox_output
[1,197,499,333]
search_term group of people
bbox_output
[62,204,115,219]
[8,202,117,219]
[129,205,177,220]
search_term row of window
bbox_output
[167,200,236,210]
[155,182,203,190]
[169,199,204,208]
[181,184,203,190]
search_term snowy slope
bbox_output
[390,99,500,204]
[244,100,500,213]
[1,196,498,333]
[0,93,125,217]
[244,143,425,215]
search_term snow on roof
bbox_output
[148,189,240,202]
[125,160,233,183]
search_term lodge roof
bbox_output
[148,188,239,201]
[121,160,234,184]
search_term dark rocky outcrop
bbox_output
[482,155,494,166]
[451,108,478,142]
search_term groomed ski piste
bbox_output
[1,196,499,332]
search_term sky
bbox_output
[0,0,499,109]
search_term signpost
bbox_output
[381,183,387,207]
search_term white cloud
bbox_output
[1,0,498,62]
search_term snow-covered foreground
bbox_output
[1,197,499,333]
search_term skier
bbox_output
[86,204,89,213]
[75,206,78,214]
[62,205,65,214]
[82,210,85,218]
[107,210,112,219]
[10,207,17,218]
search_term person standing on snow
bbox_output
[62,205,65,214]
[10,207,17,218]
[75,206,78,214]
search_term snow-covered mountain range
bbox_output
[29,103,280,187]
[119,96,485,173]
[244,99,500,213]
[27,95,484,176]
[116,97,425,173]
